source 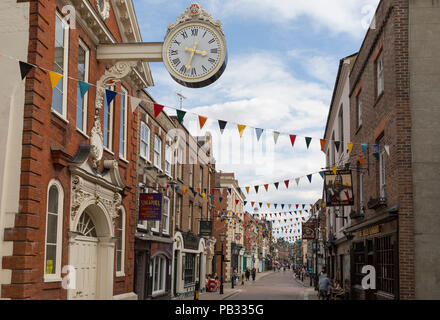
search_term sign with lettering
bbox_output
[199,220,213,236]
[183,231,199,250]
[139,193,162,220]
[302,221,316,240]
[358,225,381,238]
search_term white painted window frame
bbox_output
[76,38,89,134]
[152,255,166,296]
[165,144,172,177]
[379,148,386,198]
[116,206,126,277]
[377,53,384,97]
[162,196,170,235]
[119,86,128,160]
[52,11,69,119]
[104,85,114,152]
[151,189,160,232]
[154,135,162,170]
[140,121,150,162]
[44,179,64,282]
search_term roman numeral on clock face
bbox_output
[172,40,181,46]
[172,58,181,66]
[179,65,186,74]
[191,28,198,36]
[191,68,197,76]
[202,65,207,73]
[208,38,215,44]
[210,48,218,54]
[170,50,178,55]
[208,58,216,64]
[181,31,188,39]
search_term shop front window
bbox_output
[184,253,195,286]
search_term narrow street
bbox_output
[225,271,317,300]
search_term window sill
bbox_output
[51,109,69,124]
[44,275,62,283]
[140,155,151,163]
[76,128,89,139]
[152,290,166,298]
[104,147,114,156]
[116,272,126,278]
[119,157,129,164]
[154,165,163,173]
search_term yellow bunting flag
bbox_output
[202,193,206,199]
[332,167,338,175]
[245,186,250,194]
[237,124,246,138]
[183,186,188,195]
[49,71,63,89]
[199,115,208,129]
[348,142,354,154]
[267,203,271,208]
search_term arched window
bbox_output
[116,207,125,276]
[44,179,64,282]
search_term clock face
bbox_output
[163,23,226,88]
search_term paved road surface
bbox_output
[225,270,317,300]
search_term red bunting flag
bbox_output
[264,184,269,192]
[284,180,290,189]
[154,104,164,118]
[289,135,297,147]
[235,199,239,205]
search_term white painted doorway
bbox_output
[69,211,98,300]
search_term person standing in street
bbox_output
[245,268,250,281]
[251,267,256,281]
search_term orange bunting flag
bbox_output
[320,139,326,152]
[199,115,208,129]
[359,157,365,167]
[264,184,269,192]
[237,124,246,138]
[197,187,201,193]
[348,142,354,154]
[251,201,255,207]
[267,203,271,208]
[245,186,250,194]
[183,186,188,195]
[332,167,338,175]
[49,71,63,89]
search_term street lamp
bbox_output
[219,232,226,295]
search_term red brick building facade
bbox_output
[1,0,151,299]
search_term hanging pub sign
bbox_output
[183,231,199,250]
[302,221,316,240]
[199,220,213,236]
[323,170,354,207]
[139,193,162,220]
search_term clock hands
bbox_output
[185,41,198,71]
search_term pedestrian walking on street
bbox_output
[245,268,250,281]
[251,267,256,281]
[318,268,331,300]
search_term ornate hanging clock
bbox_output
[162,3,228,88]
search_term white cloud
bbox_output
[205,0,380,38]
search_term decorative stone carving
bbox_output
[166,2,224,37]
[96,0,110,21]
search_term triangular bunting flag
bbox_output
[176,110,187,124]
[130,96,142,113]
[256,128,264,141]
[251,201,255,207]
[384,145,390,156]
[359,157,365,167]
[106,89,117,105]
[295,178,300,186]
[305,137,312,149]
[153,104,164,118]
[320,139,326,152]
[361,144,368,156]
[307,174,312,183]
[373,144,380,154]
[78,81,91,99]
[218,120,227,134]
[267,203,271,208]
[332,167,338,175]
[237,124,246,138]
[49,71,63,89]
[284,180,290,189]
[273,131,280,144]
[289,135,297,147]
[183,186,188,195]
[274,182,279,189]
[19,61,34,80]
[245,186,250,194]
[244,201,247,206]
[219,197,223,203]
[259,202,263,208]
[254,186,259,194]
[334,141,340,152]
[264,184,269,192]
[228,188,232,194]
[348,142,354,154]
[198,115,208,129]
[235,199,239,205]
[319,171,325,179]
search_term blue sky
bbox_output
[132,0,380,241]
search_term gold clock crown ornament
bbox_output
[163,3,228,88]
